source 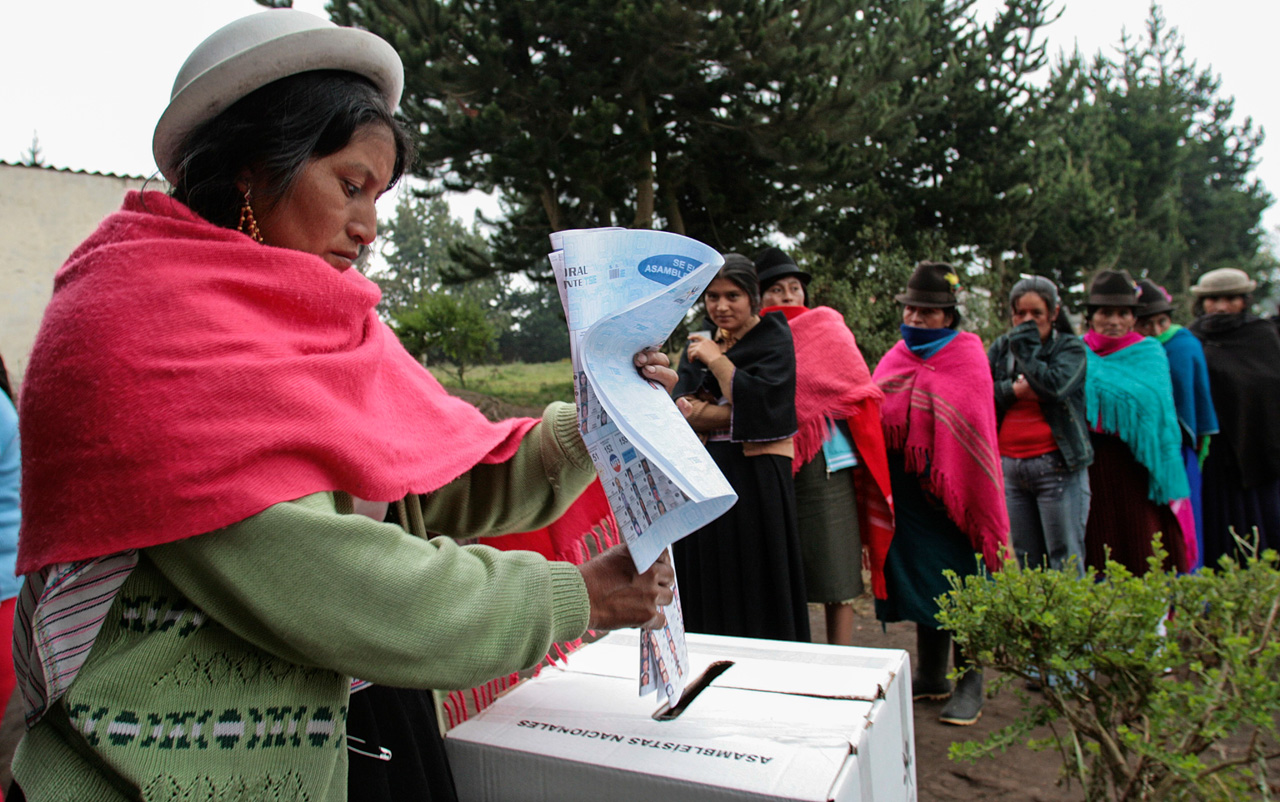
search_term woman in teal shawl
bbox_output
[1082,271,1190,575]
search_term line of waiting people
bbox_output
[669,254,1280,729]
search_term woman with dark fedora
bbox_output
[755,248,893,646]
[871,261,1008,726]
[1135,278,1218,570]
[9,10,677,798]
[1188,268,1280,565]
[987,276,1093,576]
[1080,270,1190,576]
[672,254,810,642]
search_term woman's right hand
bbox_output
[577,545,675,630]
[686,335,722,365]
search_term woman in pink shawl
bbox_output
[10,11,676,799]
[872,262,1008,727]
[754,248,892,647]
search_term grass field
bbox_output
[429,360,576,408]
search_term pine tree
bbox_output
[330,0,940,280]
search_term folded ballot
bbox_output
[549,228,736,707]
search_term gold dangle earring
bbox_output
[238,188,264,243]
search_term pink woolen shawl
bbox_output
[784,306,886,471]
[872,333,1009,589]
[18,191,536,574]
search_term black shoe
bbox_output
[939,645,984,725]
[912,625,953,701]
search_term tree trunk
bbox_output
[655,148,685,235]
[539,180,563,232]
[632,93,655,229]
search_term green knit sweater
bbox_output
[13,403,594,801]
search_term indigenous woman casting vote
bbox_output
[11,11,676,800]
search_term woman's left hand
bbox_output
[634,349,679,394]
[1013,375,1039,401]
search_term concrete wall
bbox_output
[0,163,158,394]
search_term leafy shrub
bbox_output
[936,541,1280,801]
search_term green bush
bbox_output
[936,541,1280,801]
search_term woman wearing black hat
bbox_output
[1080,270,1190,575]
[1134,279,1218,570]
[755,248,893,647]
[672,255,810,642]
[871,262,1008,726]
[1188,268,1280,564]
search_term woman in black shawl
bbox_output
[672,255,810,641]
[1189,268,1280,564]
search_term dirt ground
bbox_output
[810,600,1084,802]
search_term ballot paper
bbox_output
[549,228,736,707]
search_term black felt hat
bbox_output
[1135,278,1174,318]
[895,261,959,308]
[1087,269,1139,308]
[753,247,811,289]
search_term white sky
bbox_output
[4,0,1278,235]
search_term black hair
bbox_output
[1192,293,1252,317]
[708,254,762,314]
[1009,276,1060,315]
[946,307,963,329]
[171,70,415,228]
[1086,305,1137,323]
[1054,303,1076,334]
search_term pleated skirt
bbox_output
[1084,433,1186,575]
[673,444,810,641]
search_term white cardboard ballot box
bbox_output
[445,631,916,802]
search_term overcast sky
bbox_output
[5,0,1278,235]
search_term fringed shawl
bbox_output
[786,307,886,468]
[871,333,1008,597]
[444,478,622,727]
[1083,336,1190,503]
[18,191,537,574]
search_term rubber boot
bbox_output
[939,643,984,725]
[912,625,952,701]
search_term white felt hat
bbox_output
[152,9,404,184]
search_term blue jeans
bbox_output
[1002,451,1091,576]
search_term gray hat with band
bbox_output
[153,10,404,184]
[1190,267,1257,297]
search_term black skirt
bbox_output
[1200,442,1280,566]
[346,685,458,802]
[673,444,810,641]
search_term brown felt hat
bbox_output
[895,261,959,308]
[1086,269,1139,308]
[1135,279,1174,318]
